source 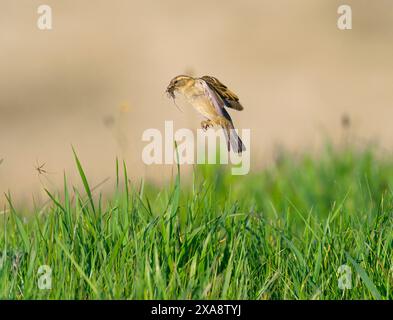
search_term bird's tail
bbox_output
[223,122,246,154]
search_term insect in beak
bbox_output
[166,84,176,99]
[166,84,183,112]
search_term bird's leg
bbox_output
[201,119,214,131]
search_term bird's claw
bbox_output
[201,120,213,131]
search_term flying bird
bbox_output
[166,75,245,153]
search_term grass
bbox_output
[0,145,392,299]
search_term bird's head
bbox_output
[166,75,194,98]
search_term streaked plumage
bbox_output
[166,75,245,153]
[200,76,244,111]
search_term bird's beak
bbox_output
[166,84,176,99]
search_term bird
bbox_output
[166,75,246,153]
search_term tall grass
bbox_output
[0,146,391,299]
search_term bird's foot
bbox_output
[201,120,214,131]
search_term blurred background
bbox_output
[1,0,393,207]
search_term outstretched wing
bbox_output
[200,79,231,122]
[200,79,246,153]
[201,76,243,111]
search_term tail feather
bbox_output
[223,124,246,154]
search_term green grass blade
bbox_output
[72,147,96,214]
[346,253,382,300]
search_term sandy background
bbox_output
[1,0,393,207]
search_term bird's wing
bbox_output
[201,76,243,111]
[201,79,242,152]
[200,79,230,121]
